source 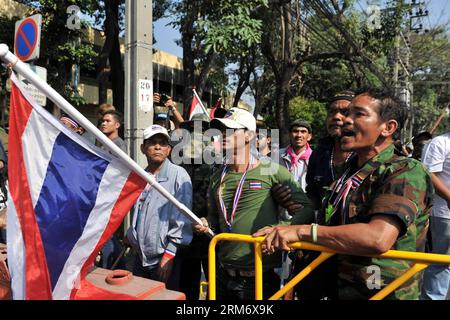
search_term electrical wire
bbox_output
[271,3,340,52]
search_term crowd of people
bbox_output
[138,89,448,300]
[0,88,448,301]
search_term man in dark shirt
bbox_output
[278,91,354,300]
[98,110,127,268]
[306,90,355,211]
[100,110,127,153]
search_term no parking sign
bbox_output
[14,14,42,62]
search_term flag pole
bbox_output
[192,88,210,119]
[0,44,214,238]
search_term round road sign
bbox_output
[15,18,38,61]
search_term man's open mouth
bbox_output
[341,130,355,137]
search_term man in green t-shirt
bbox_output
[254,89,433,300]
[194,107,314,300]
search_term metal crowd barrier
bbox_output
[207,233,450,300]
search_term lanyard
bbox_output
[330,148,354,181]
[218,162,250,232]
[325,168,363,224]
[325,152,388,225]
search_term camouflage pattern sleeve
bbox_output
[191,164,212,218]
[336,147,434,300]
[367,158,434,237]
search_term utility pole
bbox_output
[385,0,407,140]
[388,0,429,142]
[404,0,429,140]
[389,0,404,95]
[124,0,153,165]
[399,30,412,141]
[124,0,153,230]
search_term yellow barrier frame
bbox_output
[208,233,450,300]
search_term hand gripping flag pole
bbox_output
[0,44,214,238]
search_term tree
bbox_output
[0,14,20,127]
[289,95,327,147]
[307,0,391,87]
[169,0,268,117]
[229,45,259,109]
[93,0,170,117]
[250,64,276,117]
[95,0,124,114]
[14,0,97,113]
[258,1,345,145]
[409,25,450,137]
[296,59,355,102]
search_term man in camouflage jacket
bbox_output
[254,89,433,300]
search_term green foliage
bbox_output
[199,0,268,53]
[58,42,96,68]
[298,59,354,101]
[65,85,86,108]
[0,14,21,127]
[410,26,450,137]
[153,0,170,20]
[261,112,277,130]
[359,3,406,56]
[412,88,438,131]
[170,0,268,54]
[411,28,450,100]
[0,15,18,47]
[0,14,19,63]
[0,1,100,118]
[167,0,270,113]
[434,115,450,137]
[13,1,97,98]
[92,1,125,33]
[289,96,328,147]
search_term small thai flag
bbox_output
[351,174,363,188]
[249,181,262,190]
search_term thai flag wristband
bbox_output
[163,249,176,261]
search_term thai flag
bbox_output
[6,74,146,300]
[188,88,209,120]
[249,181,262,190]
[188,92,203,120]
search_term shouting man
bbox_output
[255,89,433,300]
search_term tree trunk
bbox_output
[232,80,249,109]
[98,81,108,105]
[195,50,215,99]
[110,23,124,115]
[97,0,122,109]
[275,66,295,147]
[181,1,197,118]
[182,36,195,118]
[232,56,254,109]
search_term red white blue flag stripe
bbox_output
[249,181,262,190]
[7,74,146,299]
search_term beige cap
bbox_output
[143,124,170,140]
[211,107,256,132]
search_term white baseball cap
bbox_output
[143,124,170,140]
[211,107,256,132]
